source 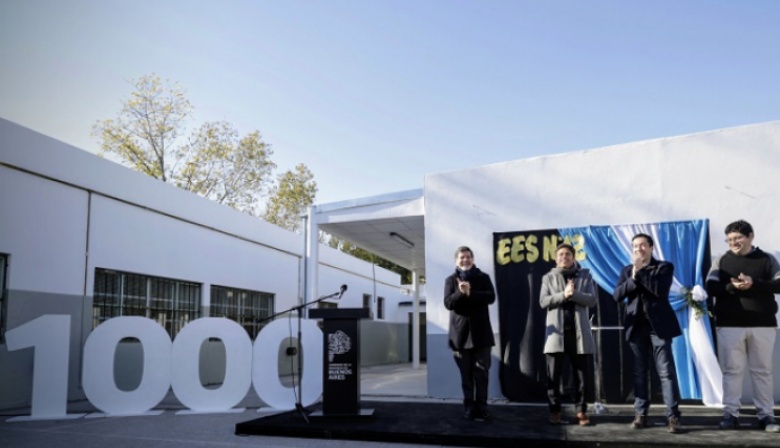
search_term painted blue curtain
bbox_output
[559,220,712,400]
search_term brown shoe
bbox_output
[668,416,681,434]
[549,412,561,425]
[576,412,591,426]
[631,415,646,430]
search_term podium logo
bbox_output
[327,330,352,361]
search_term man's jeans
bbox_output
[453,347,491,411]
[628,324,681,418]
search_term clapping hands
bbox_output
[731,273,753,291]
[564,279,575,299]
[458,279,471,296]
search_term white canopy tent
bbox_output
[303,189,426,368]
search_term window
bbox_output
[0,254,7,340]
[363,293,372,311]
[377,296,385,320]
[210,285,274,339]
[93,268,201,337]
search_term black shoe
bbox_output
[464,408,475,421]
[474,409,492,422]
[719,414,739,430]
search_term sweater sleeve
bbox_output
[705,255,737,297]
[750,253,780,294]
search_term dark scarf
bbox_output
[456,266,479,282]
[556,264,578,279]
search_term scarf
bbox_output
[456,266,478,282]
[555,264,578,278]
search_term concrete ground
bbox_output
[0,363,441,448]
[2,363,779,448]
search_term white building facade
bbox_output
[0,119,410,410]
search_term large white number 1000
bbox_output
[5,315,323,420]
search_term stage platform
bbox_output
[236,400,780,448]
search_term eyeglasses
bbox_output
[725,235,745,244]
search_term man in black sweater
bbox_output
[706,220,780,433]
[444,246,496,421]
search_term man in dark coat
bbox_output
[614,233,682,434]
[444,246,496,421]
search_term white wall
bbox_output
[0,165,89,295]
[0,119,407,409]
[424,120,780,401]
[87,195,301,309]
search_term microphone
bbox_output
[337,284,348,299]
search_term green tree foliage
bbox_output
[92,74,191,182]
[93,74,313,221]
[263,164,318,233]
[177,122,275,215]
[328,235,414,284]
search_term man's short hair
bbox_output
[455,246,473,258]
[724,220,753,237]
[556,243,575,256]
[632,233,654,247]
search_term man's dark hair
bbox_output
[724,220,753,237]
[455,246,473,258]
[632,233,654,247]
[556,243,575,256]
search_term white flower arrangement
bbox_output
[681,285,711,319]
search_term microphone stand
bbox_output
[258,287,345,423]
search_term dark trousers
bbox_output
[628,324,681,418]
[453,347,491,411]
[546,329,589,414]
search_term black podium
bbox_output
[308,308,374,418]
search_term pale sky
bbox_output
[2,0,779,205]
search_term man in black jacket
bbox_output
[706,220,780,432]
[444,246,496,421]
[614,233,682,434]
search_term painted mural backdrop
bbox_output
[494,219,721,406]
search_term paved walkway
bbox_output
[0,363,435,448]
[2,363,779,448]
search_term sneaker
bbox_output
[474,409,492,422]
[668,415,681,434]
[549,412,561,425]
[719,414,739,430]
[464,408,475,421]
[630,414,646,430]
[758,416,780,433]
[576,412,591,426]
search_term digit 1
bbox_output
[5,314,84,421]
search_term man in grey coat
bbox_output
[540,243,597,426]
